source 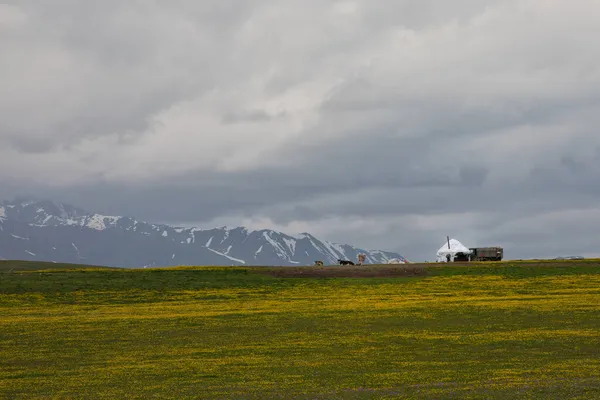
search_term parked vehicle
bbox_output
[469,247,503,261]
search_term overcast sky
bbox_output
[2,1,600,261]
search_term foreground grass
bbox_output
[1,261,599,398]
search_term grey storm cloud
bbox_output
[2,0,600,261]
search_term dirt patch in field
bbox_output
[256,264,428,278]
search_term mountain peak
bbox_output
[3,198,89,218]
[0,197,121,231]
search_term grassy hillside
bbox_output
[1,260,600,398]
[0,260,119,272]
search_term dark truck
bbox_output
[469,247,503,261]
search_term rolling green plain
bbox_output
[1,260,600,399]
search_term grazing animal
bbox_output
[357,253,366,265]
[338,259,355,266]
[314,260,324,266]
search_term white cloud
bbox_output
[2,0,599,183]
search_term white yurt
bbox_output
[436,238,472,262]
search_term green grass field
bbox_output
[1,260,600,399]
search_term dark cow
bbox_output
[338,259,355,266]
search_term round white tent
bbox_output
[436,238,472,262]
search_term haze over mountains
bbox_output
[0,198,405,268]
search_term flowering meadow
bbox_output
[1,260,599,398]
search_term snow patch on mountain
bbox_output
[282,237,296,255]
[221,228,230,243]
[85,214,120,230]
[263,231,290,261]
[72,243,83,260]
[321,241,346,260]
[206,247,246,264]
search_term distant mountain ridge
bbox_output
[0,198,406,268]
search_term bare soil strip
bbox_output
[256,264,428,278]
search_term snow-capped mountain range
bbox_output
[0,198,405,268]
